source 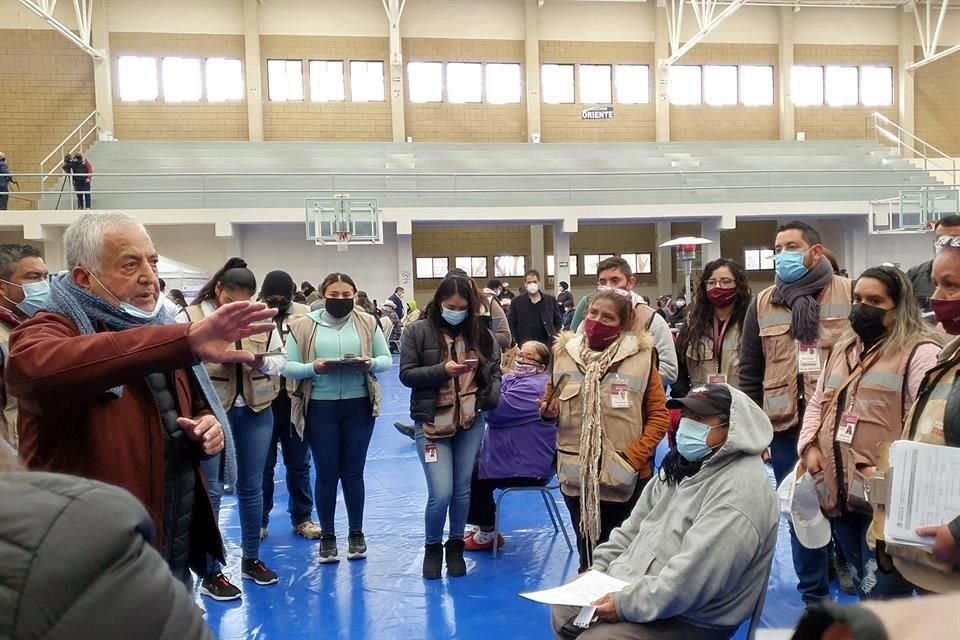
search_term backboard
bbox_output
[305,195,383,248]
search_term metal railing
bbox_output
[866,112,958,184]
[39,110,99,192]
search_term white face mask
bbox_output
[526,283,539,295]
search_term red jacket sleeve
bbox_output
[7,313,197,414]
[624,366,670,479]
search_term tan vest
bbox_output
[553,331,654,503]
[870,336,960,593]
[422,333,479,439]
[685,321,742,389]
[816,336,935,518]
[634,303,655,334]
[0,321,18,448]
[287,309,382,438]
[756,275,852,432]
[278,302,310,396]
[185,304,280,413]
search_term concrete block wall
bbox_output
[794,44,898,140]
[260,35,392,141]
[539,41,656,143]
[670,44,780,142]
[110,33,249,141]
[914,47,960,156]
[0,30,96,209]
[403,38,526,142]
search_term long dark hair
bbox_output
[675,258,751,362]
[193,257,256,305]
[425,275,493,362]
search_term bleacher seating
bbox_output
[41,139,940,211]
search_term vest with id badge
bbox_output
[685,318,742,389]
[815,336,934,518]
[756,276,852,432]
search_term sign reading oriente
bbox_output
[581,105,614,120]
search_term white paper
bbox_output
[884,440,960,549]
[520,570,630,606]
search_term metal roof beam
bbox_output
[661,0,747,67]
[16,0,104,60]
[907,42,960,70]
[908,1,956,72]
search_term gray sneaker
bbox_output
[318,533,339,563]
[393,422,415,441]
[347,531,367,560]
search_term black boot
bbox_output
[445,539,466,577]
[423,543,443,580]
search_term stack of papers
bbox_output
[884,440,960,549]
[520,570,630,606]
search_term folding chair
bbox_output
[491,479,574,559]
[746,555,774,640]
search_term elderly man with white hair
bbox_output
[7,211,277,586]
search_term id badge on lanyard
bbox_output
[797,341,821,374]
[711,317,729,385]
[610,373,630,409]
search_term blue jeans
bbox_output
[770,428,831,605]
[415,419,486,545]
[832,511,915,600]
[201,404,275,574]
[306,397,375,534]
[262,390,314,528]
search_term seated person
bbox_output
[464,341,557,551]
[550,384,778,640]
[381,300,402,351]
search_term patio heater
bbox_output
[659,236,713,299]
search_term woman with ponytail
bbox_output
[672,258,752,398]
[182,258,287,599]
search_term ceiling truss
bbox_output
[907,0,959,71]
[16,0,103,60]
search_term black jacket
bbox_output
[907,259,935,311]
[399,318,502,424]
[507,292,563,346]
[0,472,214,640]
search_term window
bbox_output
[621,253,653,275]
[614,65,649,104]
[408,61,442,103]
[740,65,774,106]
[494,255,526,278]
[447,62,482,103]
[309,60,345,102]
[861,66,893,107]
[583,254,615,276]
[117,56,158,102]
[547,255,579,277]
[206,58,244,102]
[160,57,202,102]
[668,66,702,106]
[744,248,775,271]
[267,59,303,101]
[542,64,574,104]
[579,64,612,104]
[416,257,449,279]
[351,61,385,102]
[825,66,859,107]
[791,66,824,107]
[485,63,522,104]
[455,256,487,278]
[702,65,737,106]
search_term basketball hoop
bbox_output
[335,230,352,252]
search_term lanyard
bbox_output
[713,316,730,371]
[844,341,886,413]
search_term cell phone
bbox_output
[463,358,479,366]
[251,352,275,358]
[545,373,571,407]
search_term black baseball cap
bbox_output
[666,384,732,417]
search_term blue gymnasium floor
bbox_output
[198,359,852,639]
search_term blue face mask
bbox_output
[441,306,468,326]
[2,279,51,318]
[775,250,809,284]
[91,273,164,321]
[676,417,725,462]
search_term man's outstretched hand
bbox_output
[187,301,277,364]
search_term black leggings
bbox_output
[562,478,647,572]
[466,469,548,529]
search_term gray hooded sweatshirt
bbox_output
[593,385,779,631]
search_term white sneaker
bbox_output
[294,520,323,540]
[259,527,268,541]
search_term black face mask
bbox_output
[849,303,889,344]
[325,298,354,318]
[266,299,291,314]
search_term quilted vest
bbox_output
[816,336,934,518]
[685,320,743,389]
[870,336,960,593]
[553,331,653,503]
[185,304,279,413]
[287,310,382,438]
[755,275,852,432]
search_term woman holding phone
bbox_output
[399,275,502,579]
[183,258,287,599]
[541,288,670,571]
[284,273,393,564]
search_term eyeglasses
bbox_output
[705,278,736,289]
[516,355,544,366]
[596,285,632,299]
